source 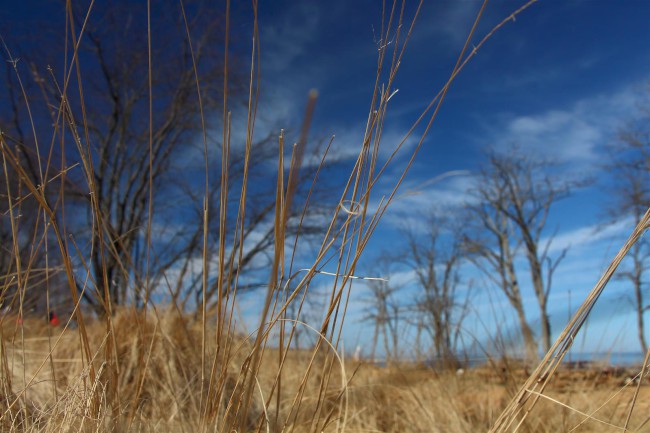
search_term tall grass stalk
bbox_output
[6,1,645,432]
[489,209,650,433]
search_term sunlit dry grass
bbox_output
[1,0,648,432]
[1,313,648,432]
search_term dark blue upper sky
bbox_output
[253,0,649,157]
[248,1,649,201]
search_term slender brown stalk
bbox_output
[489,208,650,432]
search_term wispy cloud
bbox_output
[321,124,419,164]
[490,86,640,169]
[414,2,482,48]
[543,217,631,255]
[261,2,322,74]
[379,172,476,231]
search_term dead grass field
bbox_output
[2,1,649,432]
[1,311,648,432]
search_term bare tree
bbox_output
[0,2,230,315]
[69,2,231,313]
[405,215,470,368]
[465,151,570,358]
[363,256,403,363]
[606,98,650,353]
[0,133,51,314]
[0,60,69,316]
[2,2,334,316]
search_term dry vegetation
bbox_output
[1,0,649,432]
[1,311,648,432]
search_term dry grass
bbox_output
[1,0,649,432]
[1,313,648,432]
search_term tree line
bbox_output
[365,114,650,365]
[1,2,647,365]
[0,1,333,320]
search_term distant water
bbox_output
[416,352,647,368]
[565,351,646,367]
[371,352,647,368]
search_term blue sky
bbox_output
[231,0,650,357]
[2,0,649,358]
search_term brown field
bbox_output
[2,1,649,432]
[1,310,648,432]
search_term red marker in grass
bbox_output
[49,312,59,326]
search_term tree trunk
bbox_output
[634,252,648,353]
[539,306,551,355]
[527,244,552,352]
[514,303,538,362]
[531,260,551,353]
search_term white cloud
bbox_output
[414,2,482,48]
[379,171,475,231]
[315,123,419,166]
[492,86,640,169]
[543,217,632,255]
[507,111,600,161]
[261,3,321,74]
